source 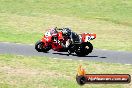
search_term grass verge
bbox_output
[0,0,132,51]
[0,54,132,88]
[0,13,132,51]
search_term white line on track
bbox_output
[79,60,83,61]
[53,58,72,61]
[125,64,132,66]
[1,42,34,46]
[53,58,58,59]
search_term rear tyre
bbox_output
[75,42,93,56]
[35,40,51,52]
[84,42,93,54]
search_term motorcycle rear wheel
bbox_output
[75,42,93,56]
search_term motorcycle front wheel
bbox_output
[35,40,51,52]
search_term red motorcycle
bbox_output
[35,28,96,56]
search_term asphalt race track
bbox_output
[0,42,132,64]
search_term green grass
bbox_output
[0,54,132,88]
[0,0,132,51]
[0,1,132,87]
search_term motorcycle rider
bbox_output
[61,27,81,55]
[48,27,75,49]
[48,27,72,47]
[61,27,72,48]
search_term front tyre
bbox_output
[35,40,50,52]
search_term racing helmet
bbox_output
[62,28,71,37]
[49,27,58,35]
